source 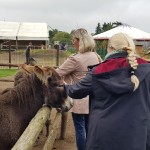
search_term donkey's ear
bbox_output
[34,66,43,75]
[46,68,53,77]
[34,66,53,78]
[20,64,35,73]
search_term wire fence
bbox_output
[0,49,69,69]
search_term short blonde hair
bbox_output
[73,28,95,53]
[108,33,139,91]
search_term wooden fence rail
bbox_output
[12,107,51,150]
[11,107,66,150]
[0,63,19,67]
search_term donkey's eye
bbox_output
[47,72,52,76]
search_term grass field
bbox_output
[0,69,18,78]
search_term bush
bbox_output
[96,48,107,60]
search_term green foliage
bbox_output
[49,29,58,43]
[101,22,114,32]
[53,31,72,45]
[65,49,76,56]
[70,29,76,35]
[0,69,17,78]
[95,40,108,59]
[94,21,123,35]
[112,21,123,28]
[95,23,102,34]
[96,48,107,60]
[95,40,108,50]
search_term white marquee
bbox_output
[0,21,49,41]
[93,25,150,41]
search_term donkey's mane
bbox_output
[0,71,44,106]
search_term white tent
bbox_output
[0,21,20,40]
[93,25,150,41]
[17,22,49,40]
[0,21,49,41]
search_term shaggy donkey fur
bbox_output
[0,65,72,150]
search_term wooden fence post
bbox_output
[9,41,11,69]
[43,111,61,150]
[60,112,68,139]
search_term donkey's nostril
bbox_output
[48,77,52,82]
[64,106,69,112]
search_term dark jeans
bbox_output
[72,113,89,150]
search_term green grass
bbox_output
[0,69,18,78]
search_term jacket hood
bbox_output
[93,52,149,94]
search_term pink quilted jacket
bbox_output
[56,51,102,114]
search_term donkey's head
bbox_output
[20,64,62,86]
[20,64,73,111]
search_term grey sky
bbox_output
[0,0,150,34]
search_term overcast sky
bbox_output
[0,0,150,34]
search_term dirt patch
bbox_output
[0,76,77,150]
[33,111,76,150]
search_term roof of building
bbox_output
[93,25,150,41]
[0,21,49,41]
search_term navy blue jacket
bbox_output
[65,52,150,150]
[26,46,31,57]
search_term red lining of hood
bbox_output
[94,58,148,74]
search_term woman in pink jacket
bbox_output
[56,28,102,150]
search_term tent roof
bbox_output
[0,21,49,41]
[93,25,150,41]
[0,21,20,40]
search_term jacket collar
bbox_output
[104,51,128,61]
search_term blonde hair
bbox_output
[108,33,139,91]
[73,28,95,53]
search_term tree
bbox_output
[101,22,114,32]
[70,29,75,35]
[49,29,58,43]
[95,23,102,35]
[112,21,123,28]
[95,21,123,35]
[53,31,72,45]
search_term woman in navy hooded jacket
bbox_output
[64,32,150,150]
